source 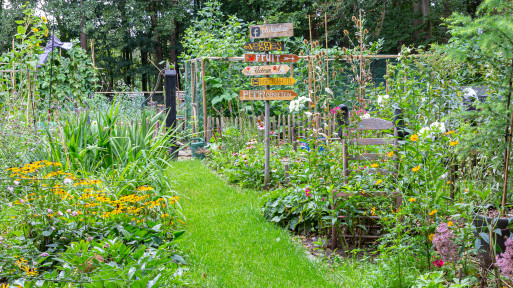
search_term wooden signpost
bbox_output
[239,90,297,101]
[242,65,290,76]
[250,23,294,39]
[251,77,296,86]
[243,41,283,52]
[240,22,294,188]
[244,54,299,63]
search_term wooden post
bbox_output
[277,115,281,142]
[164,69,178,158]
[284,163,290,186]
[288,115,292,144]
[201,58,207,141]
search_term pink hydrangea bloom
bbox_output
[433,223,459,263]
[496,237,513,279]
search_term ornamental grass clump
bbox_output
[496,237,513,280]
[433,223,459,263]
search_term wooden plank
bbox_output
[251,77,296,86]
[250,23,293,39]
[243,41,284,52]
[288,115,292,144]
[348,138,391,145]
[242,65,290,76]
[207,116,212,142]
[245,54,299,63]
[239,90,297,101]
[277,115,281,141]
[349,118,393,131]
[347,153,383,161]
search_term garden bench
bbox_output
[331,105,403,249]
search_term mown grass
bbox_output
[168,160,418,288]
[169,160,341,287]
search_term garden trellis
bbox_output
[180,54,399,142]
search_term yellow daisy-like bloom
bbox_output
[42,16,47,23]
[408,197,416,202]
[371,163,379,168]
[33,28,39,32]
[444,130,455,135]
[465,188,469,192]
[412,165,421,172]
[45,30,48,37]
[450,140,459,146]
[448,221,453,227]
[429,209,437,216]
[36,43,39,47]
[161,213,170,218]
[375,179,383,185]
[429,234,434,241]
[387,151,394,157]
[410,134,419,142]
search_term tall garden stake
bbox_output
[501,59,513,212]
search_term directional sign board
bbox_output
[239,90,298,101]
[243,41,283,52]
[242,65,290,76]
[245,54,300,63]
[251,78,296,86]
[250,23,294,39]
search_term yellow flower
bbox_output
[371,163,379,168]
[408,197,416,202]
[45,30,48,37]
[375,179,383,185]
[429,234,434,241]
[429,209,437,216]
[387,151,394,157]
[412,165,421,172]
[448,221,453,227]
[36,43,39,47]
[465,188,469,192]
[33,28,39,32]
[42,16,47,23]
[410,134,419,142]
[161,213,170,218]
[444,130,455,135]
[450,140,459,146]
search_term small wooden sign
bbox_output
[242,65,290,76]
[239,90,298,101]
[251,77,296,86]
[243,41,283,52]
[250,23,294,39]
[244,54,299,63]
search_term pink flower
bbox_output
[496,237,513,279]
[305,187,312,197]
[330,106,340,114]
[246,145,255,149]
[233,152,238,156]
[58,211,63,216]
[41,252,49,257]
[322,197,326,201]
[257,125,265,131]
[51,227,55,231]
[433,223,459,263]
[66,209,71,213]
[72,211,78,216]
[13,180,19,186]
[7,203,12,207]
[7,186,13,193]
[47,209,52,213]
[432,259,444,267]
[20,199,24,204]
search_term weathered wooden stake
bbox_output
[164,69,178,158]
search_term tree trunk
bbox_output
[412,1,423,42]
[79,0,87,50]
[421,0,432,41]
[150,2,163,90]
[170,20,180,89]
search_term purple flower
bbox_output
[105,243,110,248]
[433,223,459,263]
[72,211,78,216]
[41,252,49,257]
[20,199,24,204]
[58,211,63,216]
[47,209,52,213]
[7,186,13,192]
[66,209,71,213]
[496,237,513,279]
[13,180,20,186]
[7,203,12,207]
[51,227,55,231]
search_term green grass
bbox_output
[169,160,340,287]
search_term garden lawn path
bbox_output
[169,160,339,288]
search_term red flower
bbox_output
[432,259,444,267]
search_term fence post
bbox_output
[165,69,178,158]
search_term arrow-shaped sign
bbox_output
[239,90,298,101]
[251,78,296,86]
[242,65,290,76]
[245,54,300,63]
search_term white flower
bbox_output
[362,113,371,119]
[429,122,446,133]
[463,87,477,98]
[377,94,389,106]
[289,97,312,113]
[13,180,19,186]
[58,211,63,216]
[63,178,73,185]
[7,186,13,193]
[419,126,430,136]
[304,112,312,117]
[92,120,98,126]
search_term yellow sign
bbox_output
[251,78,296,86]
[239,90,297,101]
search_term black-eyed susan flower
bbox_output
[410,134,419,142]
[412,165,421,172]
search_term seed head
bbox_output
[344,30,349,35]
[352,16,357,21]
